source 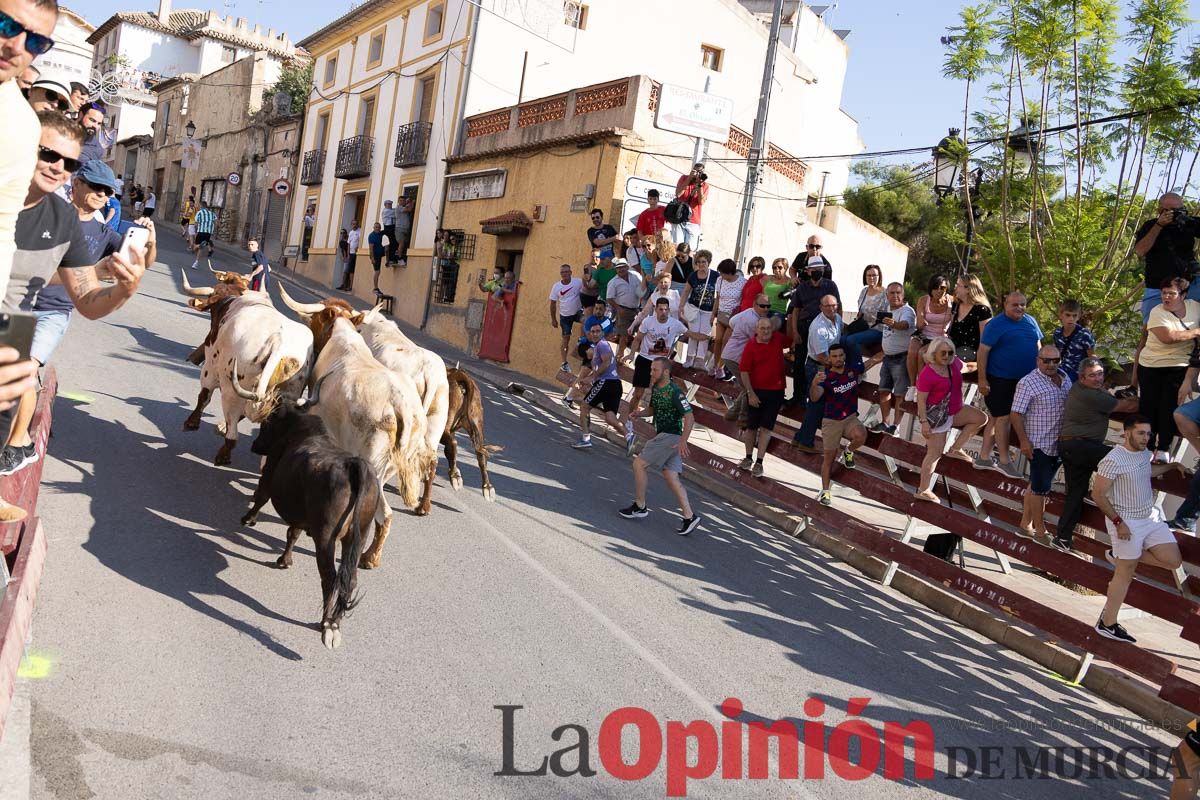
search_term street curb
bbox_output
[268,263,1194,734]
[510,380,1194,736]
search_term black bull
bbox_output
[242,401,381,649]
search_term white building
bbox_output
[289,0,890,327]
[35,7,94,87]
[86,0,300,170]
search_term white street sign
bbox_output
[654,84,734,142]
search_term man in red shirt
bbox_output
[673,163,708,247]
[636,189,666,238]
[810,343,867,506]
[739,317,788,477]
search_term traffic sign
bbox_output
[272,178,291,197]
[227,172,241,186]
[654,84,734,142]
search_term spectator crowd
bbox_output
[544,172,1200,646]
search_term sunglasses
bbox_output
[38,146,81,173]
[82,179,113,196]
[0,11,55,56]
[807,244,822,249]
[39,92,70,112]
[1040,357,1061,364]
[756,303,770,308]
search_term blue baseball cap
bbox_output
[76,159,118,192]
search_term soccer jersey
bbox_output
[649,381,692,435]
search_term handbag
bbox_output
[844,316,870,336]
[682,302,700,325]
[926,391,952,429]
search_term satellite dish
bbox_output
[272,91,291,115]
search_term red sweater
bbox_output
[738,275,766,313]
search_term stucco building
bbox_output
[431,75,907,383]
[150,52,299,255]
[87,1,300,175]
[36,7,94,87]
[285,0,882,331]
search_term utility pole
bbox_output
[733,0,786,266]
[691,74,713,166]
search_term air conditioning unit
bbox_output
[532,204,547,222]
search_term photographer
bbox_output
[672,163,708,247]
[1134,192,1200,319]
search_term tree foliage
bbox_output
[265,59,314,115]
[852,0,1200,358]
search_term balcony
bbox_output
[334,135,373,179]
[394,121,433,168]
[300,149,325,185]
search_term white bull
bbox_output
[280,286,436,569]
[181,290,313,465]
[354,308,451,515]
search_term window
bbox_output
[220,45,236,64]
[564,2,587,29]
[413,73,436,124]
[701,44,723,72]
[200,178,227,209]
[357,96,376,138]
[314,111,330,151]
[367,28,385,67]
[424,2,445,43]
[323,54,338,87]
[159,99,172,145]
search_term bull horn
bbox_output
[208,261,221,275]
[229,358,262,402]
[278,283,325,315]
[181,270,214,297]
[306,373,328,407]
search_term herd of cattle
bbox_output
[178,267,500,649]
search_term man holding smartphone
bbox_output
[0,111,149,504]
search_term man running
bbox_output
[572,321,625,449]
[811,343,866,506]
[619,357,701,535]
[190,200,216,270]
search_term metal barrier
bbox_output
[0,368,57,739]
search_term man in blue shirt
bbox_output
[977,291,1043,477]
[571,321,624,449]
[367,222,385,296]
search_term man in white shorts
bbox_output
[1092,415,1185,643]
[623,296,687,452]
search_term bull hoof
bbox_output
[483,485,496,502]
[415,504,430,517]
[449,471,464,491]
[215,425,227,437]
[274,554,291,569]
[321,624,341,649]
[358,553,381,570]
[182,417,201,431]
[214,452,232,466]
[241,513,257,527]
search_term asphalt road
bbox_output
[20,233,1177,798]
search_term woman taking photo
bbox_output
[1140,277,1200,460]
[710,258,748,379]
[908,273,952,388]
[947,273,992,372]
[841,264,887,371]
[738,256,767,312]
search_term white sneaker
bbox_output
[904,386,917,403]
[624,419,633,434]
[190,261,198,270]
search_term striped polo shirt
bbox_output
[1095,445,1153,520]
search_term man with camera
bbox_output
[1134,192,1200,319]
[671,163,708,247]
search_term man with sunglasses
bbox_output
[586,208,618,260]
[790,235,833,281]
[26,74,68,112]
[1010,344,1071,538]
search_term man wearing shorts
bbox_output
[605,259,643,363]
[1091,416,1185,643]
[977,291,1043,477]
[722,295,772,424]
[1010,345,1070,537]
[562,309,613,410]
[549,263,583,373]
[868,282,915,435]
[739,316,788,477]
[572,322,625,449]
[619,357,701,535]
[190,200,216,270]
[792,294,843,453]
[624,297,687,452]
[811,344,866,506]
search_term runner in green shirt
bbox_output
[619,357,702,535]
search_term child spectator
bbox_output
[1052,298,1095,382]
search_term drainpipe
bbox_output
[422,2,482,331]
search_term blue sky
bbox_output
[65,0,1200,163]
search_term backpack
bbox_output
[664,199,691,225]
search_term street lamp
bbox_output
[1007,116,1038,175]
[932,128,963,201]
[185,120,196,139]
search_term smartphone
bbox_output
[118,225,150,262]
[0,312,36,361]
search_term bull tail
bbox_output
[334,458,367,620]
[448,368,503,454]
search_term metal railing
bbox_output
[393,121,432,168]
[300,149,325,185]
[334,135,373,179]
